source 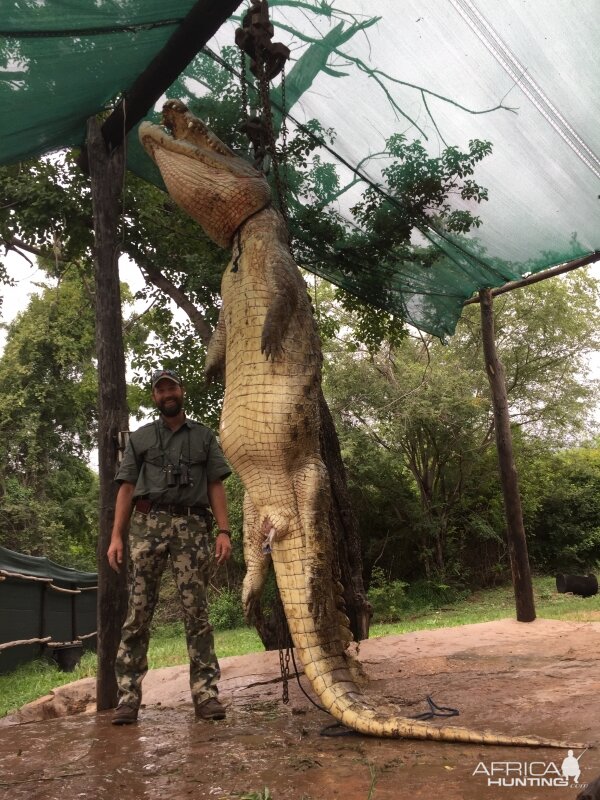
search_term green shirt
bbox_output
[115,417,231,506]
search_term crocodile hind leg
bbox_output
[278,457,352,648]
[241,490,271,625]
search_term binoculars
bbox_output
[164,462,190,488]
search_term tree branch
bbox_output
[139,262,213,346]
[1,235,62,265]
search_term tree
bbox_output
[323,269,600,584]
[523,445,600,573]
[332,422,423,585]
[0,274,97,471]
[0,21,501,641]
[0,263,162,568]
[0,274,99,567]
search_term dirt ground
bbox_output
[1,618,599,800]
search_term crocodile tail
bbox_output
[303,656,586,748]
[271,545,586,749]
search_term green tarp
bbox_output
[1,1,598,336]
[0,546,97,673]
[0,545,97,588]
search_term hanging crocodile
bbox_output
[139,100,585,748]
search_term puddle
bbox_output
[1,620,597,799]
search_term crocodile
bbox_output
[139,100,586,748]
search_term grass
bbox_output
[0,625,264,718]
[370,575,600,637]
[149,622,263,667]
[0,650,98,718]
[1,575,598,718]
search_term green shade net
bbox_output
[0,545,97,588]
[1,0,599,337]
[0,1,193,163]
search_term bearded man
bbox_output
[107,368,232,725]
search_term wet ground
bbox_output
[1,619,599,800]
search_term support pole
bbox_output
[480,288,536,622]
[101,0,245,153]
[464,250,600,306]
[87,117,130,709]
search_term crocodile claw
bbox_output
[261,333,283,361]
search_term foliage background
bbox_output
[1,31,599,619]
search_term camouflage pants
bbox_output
[115,509,220,709]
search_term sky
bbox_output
[1,250,600,469]
[0,252,151,472]
[0,251,147,353]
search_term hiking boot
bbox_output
[194,697,226,721]
[111,704,139,725]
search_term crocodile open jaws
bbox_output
[139,100,587,749]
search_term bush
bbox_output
[406,579,467,607]
[367,567,467,623]
[209,587,245,630]
[526,449,600,572]
[152,572,245,630]
[368,579,409,623]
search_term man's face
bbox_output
[152,378,184,417]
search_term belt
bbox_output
[134,499,209,518]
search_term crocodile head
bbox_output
[139,99,272,248]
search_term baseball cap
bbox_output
[151,368,182,389]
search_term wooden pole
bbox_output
[87,117,130,710]
[101,0,245,153]
[480,288,535,622]
[464,251,600,305]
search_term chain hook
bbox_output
[235,0,290,226]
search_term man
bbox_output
[107,367,232,725]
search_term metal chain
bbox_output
[235,1,290,228]
[279,66,292,250]
[280,66,288,200]
[279,646,291,704]
[255,51,289,227]
[255,56,274,162]
[239,47,248,125]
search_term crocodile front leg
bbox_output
[205,306,227,383]
[261,253,299,360]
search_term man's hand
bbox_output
[107,536,124,572]
[215,532,232,565]
[108,482,135,572]
[207,479,232,566]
